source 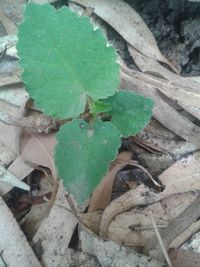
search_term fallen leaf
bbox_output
[32,181,77,267]
[0,8,17,34]
[89,153,133,212]
[20,130,57,178]
[0,195,41,267]
[80,228,165,267]
[98,151,200,239]
[169,248,200,267]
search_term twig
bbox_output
[149,211,173,267]
[147,195,200,260]
[0,111,59,134]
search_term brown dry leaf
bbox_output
[20,130,57,178]
[169,248,200,267]
[99,151,200,239]
[81,211,102,235]
[22,174,55,239]
[32,181,77,267]
[105,192,197,249]
[88,151,132,212]
[71,0,176,72]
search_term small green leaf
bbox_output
[89,100,112,114]
[105,90,154,137]
[17,4,119,119]
[55,119,121,203]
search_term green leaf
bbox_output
[104,90,154,137]
[89,100,112,114]
[55,119,121,203]
[17,4,119,119]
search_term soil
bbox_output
[108,0,200,76]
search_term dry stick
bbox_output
[0,111,59,133]
[149,211,173,267]
[147,196,200,260]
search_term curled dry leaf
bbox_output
[71,0,177,72]
[88,151,133,212]
[98,151,200,239]
[21,175,55,239]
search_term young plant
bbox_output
[17,3,154,203]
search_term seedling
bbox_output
[17,3,153,203]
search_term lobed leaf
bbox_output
[89,100,112,114]
[104,90,154,137]
[55,119,121,203]
[17,4,119,119]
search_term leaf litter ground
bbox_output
[1,0,200,267]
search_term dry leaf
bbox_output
[0,8,18,34]
[0,195,41,267]
[169,248,200,267]
[20,130,57,178]
[89,152,132,212]
[105,192,197,249]
[22,174,54,239]
[80,228,165,267]
[99,151,200,239]
[32,181,77,267]
[0,70,22,87]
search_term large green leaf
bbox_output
[104,90,154,137]
[55,119,121,203]
[17,4,119,119]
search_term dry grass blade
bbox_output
[149,211,173,267]
[147,196,200,262]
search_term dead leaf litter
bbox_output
[1,0,200,266]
